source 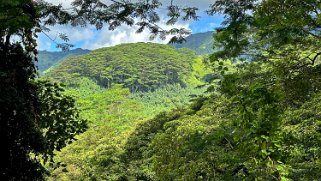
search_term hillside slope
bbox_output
[50,60,321,180]
[169,31,215,55]
[46,43,199,92]
[37,48,90,72]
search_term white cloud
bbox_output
[37,20,189,50]
[160,0,213,10]
[44,25,95,41]
[44,0,73,8]
[44,0,213,9]
[81,20,189,50]
[36,24,96,50]
[38,0,213,50]
[37,39,52,50]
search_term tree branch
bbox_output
[293,51,321,69]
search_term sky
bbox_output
[37,0,223,51]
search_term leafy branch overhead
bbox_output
[8,0,199,51]
[209,0,321,64]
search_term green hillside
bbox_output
[46,43,201,92]
[37,48,90,72]
[4,1,321,181]
[43,38,321,181]
[48,59,321,181]
[44,43,214,180]
[169,31,215,55]
[42,42,321,180]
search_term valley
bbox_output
[3,1,321,179]
[41,37,215,180]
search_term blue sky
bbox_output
[189,13,224,33]
[37,1,223,51]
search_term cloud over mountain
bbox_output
[37,0,217,51]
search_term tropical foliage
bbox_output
[45,43,201,92]
[46,0,321,180]
[2,0,197,178]
[3,0,321,180]
[46,77,207,180]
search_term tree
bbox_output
[206,0,321,179]
[208,0,257,60]
[0,42,87,180]
[210,0,321,63]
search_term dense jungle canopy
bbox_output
[1,0,321,180]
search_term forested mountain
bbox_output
[169,31,215,55]
[4,0,321,180]
[44,43,214,180]
[48,51,321,181]
[46,15,321,181]
[37,48,90,72]
[45,43,207,92]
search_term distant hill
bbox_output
[45,43,199,92]
[169,31,215,55]
[37,48,90,72]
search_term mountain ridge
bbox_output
[37,31,215,73]
[169,31,215,55]
[45,42,210,92]
[37,48,90,72]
